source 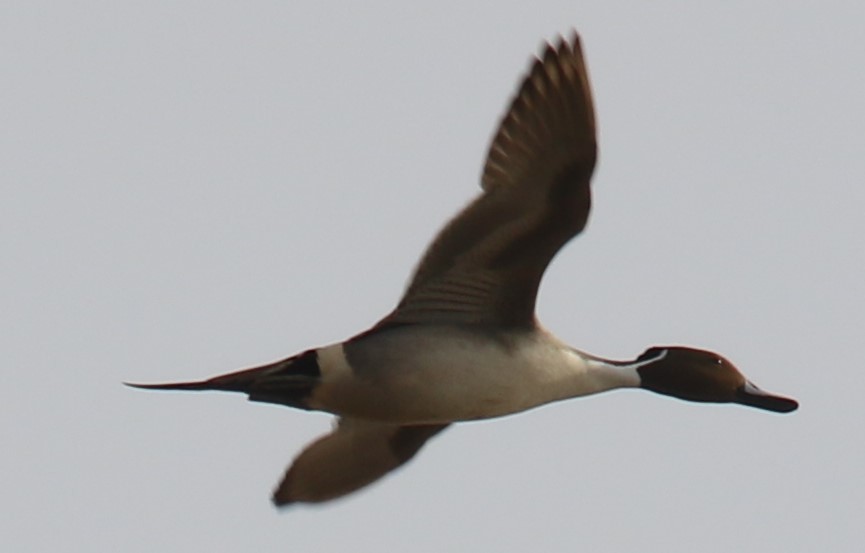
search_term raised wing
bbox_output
[272,419,447,505]
[384,34,597,327]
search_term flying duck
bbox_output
[130,33,798,506]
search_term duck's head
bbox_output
[634,347,798,413]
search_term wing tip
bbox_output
[271,489,296,508]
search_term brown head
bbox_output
[634,346,798,413]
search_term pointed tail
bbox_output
[125,380,214,391]
[125,350,320,410]
[124,359,293,394]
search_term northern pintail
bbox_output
[130,33,798,506]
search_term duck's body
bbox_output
[131,33,798,506]
[251,325,638,423]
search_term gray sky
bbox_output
[4,1,864,551]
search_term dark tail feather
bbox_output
[125,358,294,394]
[125,380,214,391]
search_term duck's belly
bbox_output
[307,325,593,424]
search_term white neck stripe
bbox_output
[625,348,668,371]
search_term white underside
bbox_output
[307,326,639,424]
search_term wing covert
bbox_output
[385,34,597,328]
[272,419,447,505]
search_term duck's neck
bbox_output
[587,355,642,389]
[549,348,642,401]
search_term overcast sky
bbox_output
[4,1,864,551]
